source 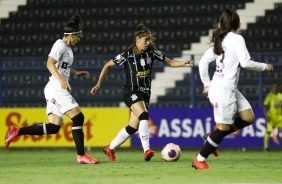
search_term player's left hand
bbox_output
[75,71,90,76]
[203,86,209,98]
[184,59,193,66]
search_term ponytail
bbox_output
[211,9,240,55]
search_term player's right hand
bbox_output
[266,64,273,72]
[203,86,209,98]
[90,85,100,95]
[60,79,72,90]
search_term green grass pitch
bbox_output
[0,148,281,184]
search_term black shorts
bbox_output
[123,91,150,108]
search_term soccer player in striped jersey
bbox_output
[90,24,193,162]
[5,14,99,164]
[263,82,282,151]
[195,8,273,170]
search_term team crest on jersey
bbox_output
[51,98,62,109]
[214,102,218,110]
[131,94,138,101]
[146,57,152,64]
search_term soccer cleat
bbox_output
[271,132,280,144]
[192,157,212,170]
[76,154,100,164]
[264,147,270,152]
[144,149,154,161]
[103,145,117,162]
[203,133,219,157]
[5,125,19,148]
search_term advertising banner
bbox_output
[0,108,130,147]
[132,107,282,148]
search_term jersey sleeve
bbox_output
[153,48,165,61]
[199,47,216,86]
[48,40,65,62]
[113,52,127,67]
[236,36,267,71]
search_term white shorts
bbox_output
[208,81,251,124]
[44,79,79,119]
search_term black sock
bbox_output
[226,117,252,134]
[233,117,252,129]
[18,123,60,135]
[72,113,85,156]
[200,129,230,158]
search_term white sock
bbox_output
[197,153,205,162]
[139,120,150,152]
[109,128,130,150]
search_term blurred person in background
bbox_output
[90,24,193,162]
[263,82,282,151]
[196,8,273,170]
[5,14,99,164]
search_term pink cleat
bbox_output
[192,157,212,170]
[77,154,100,164]
[103,145,117,162]
[5,125,19,148]
[144,149,154,162]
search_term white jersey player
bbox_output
[192,9,273,170]
[5,14,99,164]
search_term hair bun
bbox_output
[71,14,82,24]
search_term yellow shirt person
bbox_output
[263,82,282,151]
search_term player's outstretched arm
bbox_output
[71,68,90,76]
[90,59,115,95]
[164,57,193,67]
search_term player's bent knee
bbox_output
[242,116,255,124]
[72,112,84,126]
[138,111,149,121]
[125,125,138,135]
[46,123,61,134]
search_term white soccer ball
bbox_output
[161,143,181,162]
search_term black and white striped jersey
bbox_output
[113,47,165,94]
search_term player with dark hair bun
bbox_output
[90,23,193,162]
[5,14,99,164]
[194,9,273,170]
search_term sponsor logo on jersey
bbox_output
[136,69,150,77]
[115,54,126,65]
[154,49,163,59]
[61,62,69,69]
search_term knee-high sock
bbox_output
[139,120,149,152]
[18,123,60,135]
[72,113,85,156]
[227,117,253,134]
[264,133,270,149]
[110,128,131,150]
[198,129,230,160]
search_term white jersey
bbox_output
[199,32,267,88]
[48,39,74,82]
[44,39,78,117]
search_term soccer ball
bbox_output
[161,143,181,162]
